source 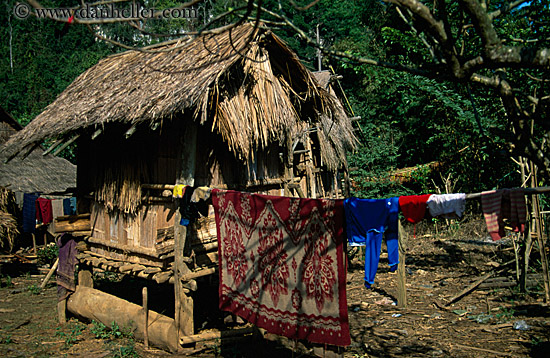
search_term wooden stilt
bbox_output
[32,233,37,254]
[397,221,407,308]
[174,122,197,345]
[57,300,66,324]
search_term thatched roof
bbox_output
[2,23,356,170]
[0,108,76,194]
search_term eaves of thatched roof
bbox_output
[2,23,356,170]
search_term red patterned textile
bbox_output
[212,189,350,346]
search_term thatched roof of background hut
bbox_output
[2,23,356,171]
[0,108,76,194]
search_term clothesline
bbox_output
[464,186,550,199]
[146,183,550,202]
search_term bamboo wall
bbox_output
[78,119,294,263]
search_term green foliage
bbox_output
[0,275,13,288]
[2,0,545,196]
[56,321,85,347]
[111,343,139,358]
[91,320,137,358]
[90,320,134,340]
[27,284,42,295]
[37,243,58,266]
[0,334,13,344]
[495,306,516,322]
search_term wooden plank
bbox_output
[179,327,256,345]
[87,237,159,257]
[54,215,91,233]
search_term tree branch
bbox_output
[488,0,530,20]
[459,0,500,50]
[386,0,464,78]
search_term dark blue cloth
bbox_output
[23,193,39,233]
[63,197,77,215]
[344,197,399,288]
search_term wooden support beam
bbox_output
[179,326,257,345]
[174,122,197,342]
[91,128,103,140]
[87,237,160,258]
[124,124,138,139]
[52,134,80,156]
[168,267,217,284]
[42,138,63,156]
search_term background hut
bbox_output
[0,107,76,251]
[2,23,357,350]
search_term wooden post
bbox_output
[533,194,550,302]
[333,172,339,199]
[521,226,533,292]
[58,300,66,324]
[143,287,149,349]
[397,220,407,308]
[174,122,197,342]
[78,264,93,288]
[343,168,350,198]
[304,134,316,198]
[32,233,37,254]
[284,129,294,197]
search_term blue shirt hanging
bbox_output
[344,197,399,288]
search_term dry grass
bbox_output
[0,187,18,251]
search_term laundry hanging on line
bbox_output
[212,189,351,347]
[482,188,526,241]
[343,197,399,288]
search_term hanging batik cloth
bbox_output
[212,189,351,347]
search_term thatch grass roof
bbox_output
[3,23,356,170]
[0,108,76,194]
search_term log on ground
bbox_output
[66,286,179,352]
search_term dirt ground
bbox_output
[1,216,550,357]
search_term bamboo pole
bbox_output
[143,287,149,349]
[179,326,257,345]
[397,221,407,308]
[40,258,58,289]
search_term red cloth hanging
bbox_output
[35,198,53,224]
[399,194,431,224]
